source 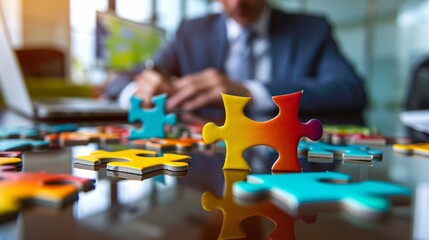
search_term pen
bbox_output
[144,59,172,79]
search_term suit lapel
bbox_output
[269,10,297,82]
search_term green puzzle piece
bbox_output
[233,172,410,220]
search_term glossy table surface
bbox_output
[0,110,426,240]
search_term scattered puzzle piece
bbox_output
[0,124,79,140]
[324,125,377,135]
[393,143,429,157]
[0,139,49,151]
[130,137,210,152]
[0,166,94,223]
[0,127,38,139]
[298,141,382,162]
[202,91,323,171]
[74,149,190,175]
[45,132,121,147]
[0,152,22,167]
[330,133,411,146]
[202,170,313,239]
[128,94,177,139]
[96,125,130,141]
[233,172,410,220]
[323,125,377,144]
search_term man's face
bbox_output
[218,0,266,26]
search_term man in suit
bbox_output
[115,0,367,115]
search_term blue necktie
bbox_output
[229,29,256,81]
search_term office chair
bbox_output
[405,57,429,110]
[404,57,429,142]
[14,47,66,78]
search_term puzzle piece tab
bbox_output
[393,143,429,157]
[202,170,312,239]
[233,172,410,220]
[0,139,49,151]
[0,167,94,222]
[0,152,22,167]
[74,149,190,175]
[298,141,382,162]
[129,94,177,139]
[202,92,323,172]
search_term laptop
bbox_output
[0,6,127,121]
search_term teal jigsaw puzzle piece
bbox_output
[0,139,49,151]
[298,141,382,162]
[0,124,79,140]
[0,127,39,139]
[233,172,410,220]
[128,94,177,139]
[38,124,79,134]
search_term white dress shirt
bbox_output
[224,7,275,112]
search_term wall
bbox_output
[21,0,70,75]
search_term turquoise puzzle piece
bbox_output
[0,127,38,139]
[233,172,410,220]
[0,139,49,151]
[128,94,177,139]
[0,124,79,140]
[38,124,79,134]
[298,141,382,162]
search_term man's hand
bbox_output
[166,68,252,111]
[134,69,173,108]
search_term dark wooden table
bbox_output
[0,109,424,240]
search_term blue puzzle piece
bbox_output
[0,139,49,151]
[0,127,39,139]
[233,172,410,220]
[298,141,382,162]
[128,94,177,139]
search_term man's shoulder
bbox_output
[272,8,330,28]
[180,14,223,29]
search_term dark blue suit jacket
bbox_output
[105,8,367,114]
[153,9,367,114]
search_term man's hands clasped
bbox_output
[134,68,252,111]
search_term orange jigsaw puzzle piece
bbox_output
[0,166,94,222]
[45,131,121,147]
[130,137,210,152]
[203,92,323,171]
[74,149,190,175]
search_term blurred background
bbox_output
[0,0,428,134]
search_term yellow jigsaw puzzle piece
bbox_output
[74,149,190,175]
[0,152,22,167]
[393,143,429,157]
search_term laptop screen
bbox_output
[0,5,34,117]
